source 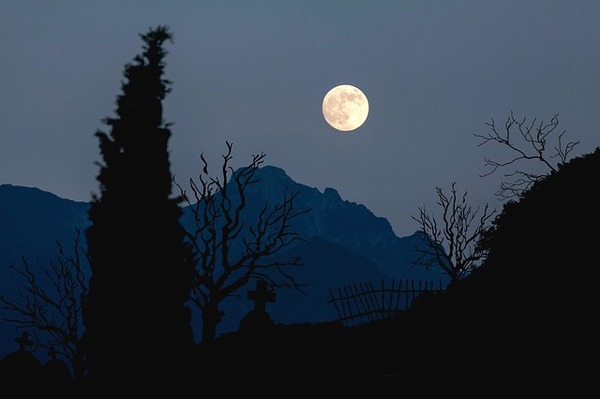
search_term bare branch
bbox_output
[412,182,495,285]
[474,112,579,199]
[176,142,310,343]
[0,228,89,377]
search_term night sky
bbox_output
[1,1,599,237]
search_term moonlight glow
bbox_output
[322,84,369,131]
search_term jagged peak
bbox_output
[323,187,341,200]
[258,164,288,175]
[232,165,293,182]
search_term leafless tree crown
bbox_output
[1,228,88,373]
[174,141,310,342]
[412,182,495,284]
[474,112,579,200]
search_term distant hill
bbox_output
[0,184,90,266]
[0,167,445,356]
[0,185,90,358]
[0,184,90,300]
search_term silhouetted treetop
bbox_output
[109,25,172,125]
[94,25,176,200]
[84,25,195,390]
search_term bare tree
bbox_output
[412,183,495,285]
[0,228,88,380]
[174,141,310,343]
[474,111,579,200]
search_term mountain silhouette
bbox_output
[0,167,444,356]
[199,165,446,281]
[0,184,89,266]
[0,185,90,360]
[178,165,446,337]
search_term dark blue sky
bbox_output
[1,1,599,237]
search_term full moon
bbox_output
[322,84,369,131]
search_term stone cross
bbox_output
[15,331,33,352]
[247,280,276,313]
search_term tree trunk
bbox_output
[72,349,86,381]
[201,302,223,344]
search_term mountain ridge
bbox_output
[226,165,444,282]
[0,167,444,356]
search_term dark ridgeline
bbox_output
[82,26,195,391]
[195,147,600,397]
[375,147,600,395]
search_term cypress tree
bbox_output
[83,26,195,389]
